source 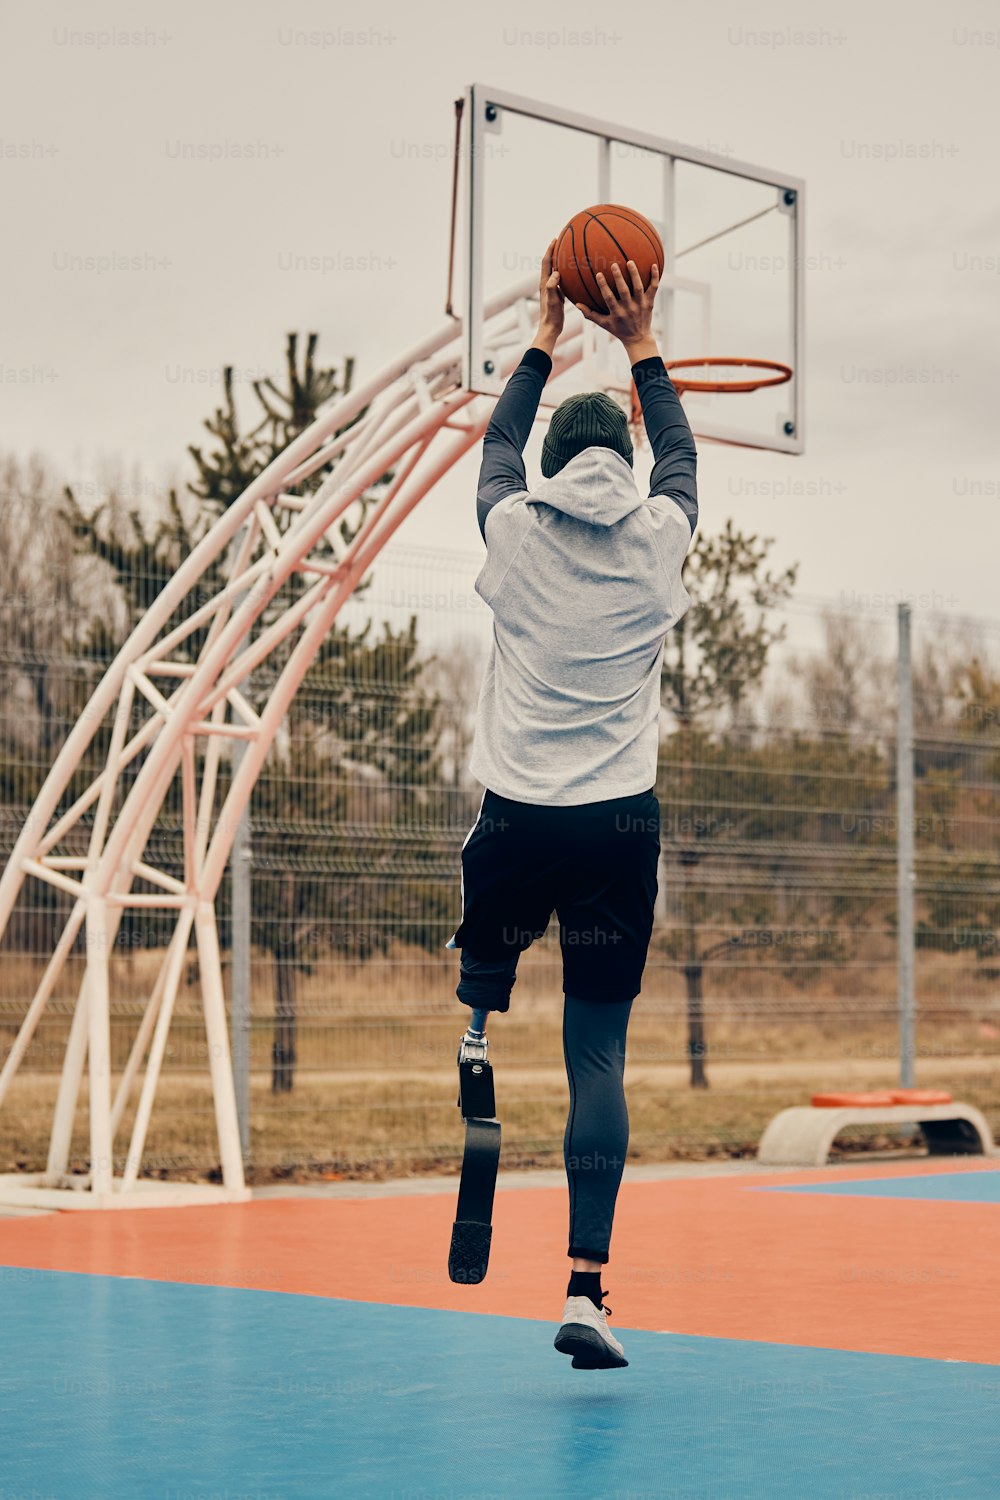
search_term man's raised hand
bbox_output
[577,259,660,364]
[531,239,565,357]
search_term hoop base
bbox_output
[0,1173,251,1212]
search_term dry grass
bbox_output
[4,1058,999,1184]
[2,942,998,1183]
[5,925,994,1020]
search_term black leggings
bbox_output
[562,993,633,1264]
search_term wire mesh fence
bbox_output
[1,498,998,1181]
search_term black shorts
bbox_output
[448,786,660,1011]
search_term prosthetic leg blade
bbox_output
[450,1008,500,1283]
[448,1116,500,1283]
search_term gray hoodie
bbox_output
[470,443,694,806]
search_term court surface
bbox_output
[2,1156,998,1498]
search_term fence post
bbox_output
[230,567,252,1161]
[230,789,251,1160]
[896,603,916,1088]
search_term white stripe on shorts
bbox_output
[445,788,488,949]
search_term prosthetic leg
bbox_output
[448,1007,501,1283]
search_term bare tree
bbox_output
[788,612,892,740]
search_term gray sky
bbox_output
[2,0,998,621]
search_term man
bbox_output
[447,241,698,1368]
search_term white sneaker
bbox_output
[554,1294,628,1369]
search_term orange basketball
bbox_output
[554,203,664,314]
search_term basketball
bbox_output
[554,203,665,314]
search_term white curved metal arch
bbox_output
[0,278,587,1206]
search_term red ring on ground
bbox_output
[811,1091,898,1107]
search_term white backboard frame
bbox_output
[461,83,805,455]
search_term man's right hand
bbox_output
[576,259,660,365]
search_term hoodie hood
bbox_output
[529,446,642,528]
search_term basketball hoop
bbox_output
[663,357,793,394]
[629,357,793,427]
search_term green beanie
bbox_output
[540,391,633,479]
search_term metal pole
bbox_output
[231,784,251,1158]
[230,586,252,1160]
[896,603,916,1088]
[594,136,613,388]
[661,155,676,354]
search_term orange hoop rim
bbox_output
[663,357,794,395]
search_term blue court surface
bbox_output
[2,1267,999,1499]
[761,1167,1000,1204]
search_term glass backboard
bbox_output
[460,84,804,454]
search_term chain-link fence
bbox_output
[1,512,998,1180]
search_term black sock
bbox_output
[567,1271,604,1308]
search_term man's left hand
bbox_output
[532,238,564,356]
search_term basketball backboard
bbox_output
[459,83,805,455]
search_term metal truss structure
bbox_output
[0,275,585,1208]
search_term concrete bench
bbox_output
[758,1098,996,1167]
